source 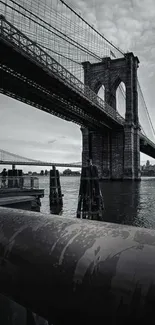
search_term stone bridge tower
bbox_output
[81,52,141,180]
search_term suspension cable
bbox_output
[138,80,155,138]
[59,0,125,56]
[1,0,102,61]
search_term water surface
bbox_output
[39,176,155,229]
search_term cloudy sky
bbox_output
[1,0,155,171]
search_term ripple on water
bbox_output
[39,176,155,230]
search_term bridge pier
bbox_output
[123,124,135,179]
[123,125,140,180]
[82,52,141,180]
[110,130,124,180]
[81,126,141,180]
[81,127,111,179]
[134,126,141,180]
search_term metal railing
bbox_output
[140,132,155,149]
[0,176,39,189]
[0,15,125,126]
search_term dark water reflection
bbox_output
[101,181,141,226]
[101,177,155,229]
[40,176,155,230]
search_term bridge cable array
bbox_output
[0,148,81,166]
[117,78,155,143]
[0,0,124,83]
[0,0,154,146]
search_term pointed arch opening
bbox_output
[97,84,105,102]
[116,82,126,119]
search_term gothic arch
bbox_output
[83,53,139,124]
[111,75,126,95]
[89,76,106,94]
[94,80,103,94]
[98,84,105,101]
[116,81,126,118]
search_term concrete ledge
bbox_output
[0,188,44,198]
[0,196,35,212]
[0,207,155,324]
[0,196,34,205]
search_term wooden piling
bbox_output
[8,169,23,188]
[18,170,23,188]
[49,166,63,211]
[77,130,104,221]
[30,177,34,189]
[77,161,104,221]
[8,170,13,188]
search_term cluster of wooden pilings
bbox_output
[8,168,23,188]
[77,130,104,221]
[50,129,104,220]
[49,166,63,214]
[77,161,104,221]
[49,161,104,220]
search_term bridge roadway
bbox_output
[0,16,124,131]
[0,16,155,159]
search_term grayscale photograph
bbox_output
[0,0,155,324]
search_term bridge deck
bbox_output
[140,134,155,159]
[0,16,124,132]
[0,16,155,159]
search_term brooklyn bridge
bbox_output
[1,1,155,324]
[0,0,155,180]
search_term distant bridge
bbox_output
[0,149,81,168]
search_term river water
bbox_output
[39,176,155,230]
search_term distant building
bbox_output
[63,169,80,176]
[141,160,155,176]
[32,172,38,176]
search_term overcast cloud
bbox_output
[0,0,155,171]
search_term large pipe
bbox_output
[0,207,155,324]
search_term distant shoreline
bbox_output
[24,174,80,177]
[60,174,80,177]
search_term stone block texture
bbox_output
[82,52,141,180]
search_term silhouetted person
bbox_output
[1,168,7,188]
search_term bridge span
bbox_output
[0,160,81,168]
[0,2,155,180]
